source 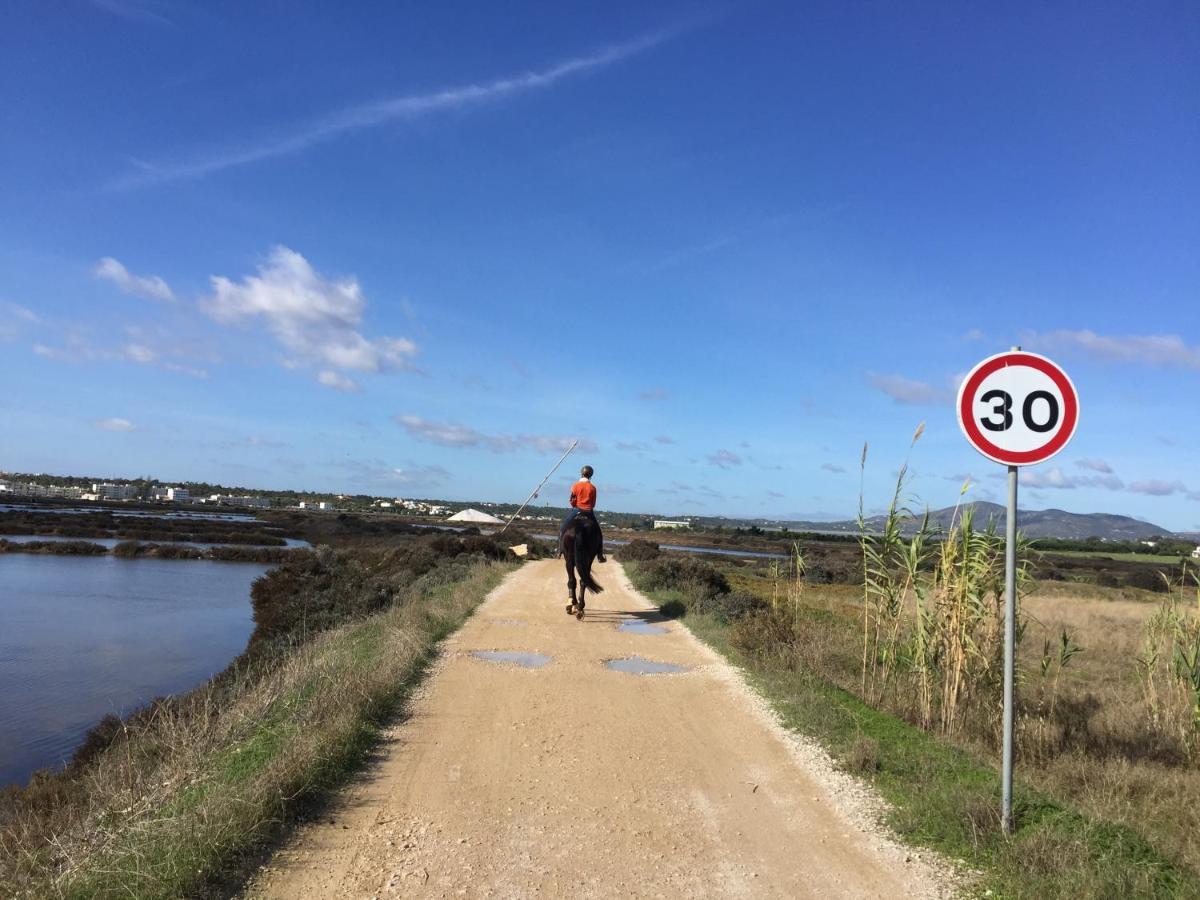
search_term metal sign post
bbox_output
[1002,463,1017,833]
[957,348,1079,834]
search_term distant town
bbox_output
[3,471,1197,550]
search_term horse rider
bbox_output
[560,464,606,563]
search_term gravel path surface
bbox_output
[245,560,956,899]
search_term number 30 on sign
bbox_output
[957,351,1079,467]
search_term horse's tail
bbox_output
[574,520,603,594]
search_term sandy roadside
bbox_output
[244,559,956,899]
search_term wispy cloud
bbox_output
[866,372,952,406]
[317,370,362,393]
[1023,329,1200,369]
[639,387,668,401]
[203,246,417,390]
[707,449,742,469]
[821,463,846,474]
[33,333,208,378]
[654,435,675,445]
[0,303,39,342]
[395,415,595,455]
[1128,479,1189,497]
[334,458,451,490]
[94,257,175,302]
[1016,467,1124,491]
[90,0,174,26]
[638,213,792,274]
[93,417,136,432]
[109,25,687,189]
[1076,458,1114,474]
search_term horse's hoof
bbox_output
[565,604,575,615]
[575,608,585,621]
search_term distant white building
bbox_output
[166,487,189,502]
[1192,546,1200,560]
[653,520,690,530]
[92,482,137,501]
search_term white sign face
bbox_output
[957,351,1079,466]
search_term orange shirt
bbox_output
[570,479,597,511]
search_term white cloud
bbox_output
[317,370,362,393]
[93,417,135,432]
[109,25,688,188]
[394,414,595,455]
[1023,329,1200,369]
[94,257,175,302]
[203,246,417,388]
[1075,458,1114,474]
[866,372,951,406]
[654,435,675,445]
[821,463,846,474]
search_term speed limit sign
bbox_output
[957,350,1079,466]
[956,347,1079,836]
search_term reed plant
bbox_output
[1137,566,1200,759]
[858,428,1032,737]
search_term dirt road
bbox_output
[246,560,951,898]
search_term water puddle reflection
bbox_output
[617,620,668,635]
[472,650,551,669]
[604,656,689,675]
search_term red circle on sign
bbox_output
[957,352,1079,466]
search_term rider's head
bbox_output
[580,465,594,479]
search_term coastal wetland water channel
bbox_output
[0,552,270,788]
[0,506,300,788]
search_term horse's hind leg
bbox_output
[566,565,577,614]
[575,586,586,620]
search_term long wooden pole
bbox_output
[496,440,579,536]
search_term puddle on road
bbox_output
[617,620,669,635]
[472,650,552,669]
[604,656,690,675]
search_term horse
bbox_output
[561,511,603,620]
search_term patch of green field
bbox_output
[1049,550,1188,565]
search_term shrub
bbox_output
[730,609,801,656]
[617,539,661,562]
[1125,568,1170,593]
[694,590,768,623]
[636,557,729,597]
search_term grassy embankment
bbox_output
[621,534,1200,898]
[0,531,540,899]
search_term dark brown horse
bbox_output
[561,511,603,620]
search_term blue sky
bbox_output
[2,1,1198,528]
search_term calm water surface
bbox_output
[0,553,268,788]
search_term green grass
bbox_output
[1050,550,1189,565]
[639,581,1198,899]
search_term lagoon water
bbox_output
[0,553,267,788]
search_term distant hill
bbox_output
[827,502,1174,541]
